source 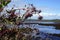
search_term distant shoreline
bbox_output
[24,19,60,29]
[26,19,60,22]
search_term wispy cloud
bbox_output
[6,0,60,19]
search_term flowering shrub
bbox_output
[0,1,44,40]
[0,4,43,25]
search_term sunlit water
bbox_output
[25,22,60,40]
[34,25,60,34]
[20,22,60,34]
[7,22,60,39]
[33,22,60,34]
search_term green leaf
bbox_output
[0,0,11,7]
[0,4,2,8]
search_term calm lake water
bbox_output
[35,25,60,34]
[34,22,60,34]
[34,22,60,40]
[21,22,60,34]
[7,22,60,40]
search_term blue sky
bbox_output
[7,0,60,20]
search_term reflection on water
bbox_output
[35,22,60,34]
[19,24,60,34]
[20,22,60,34]
[34,25,60,34]
[5,22,60,39]
[40,22,54,24]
